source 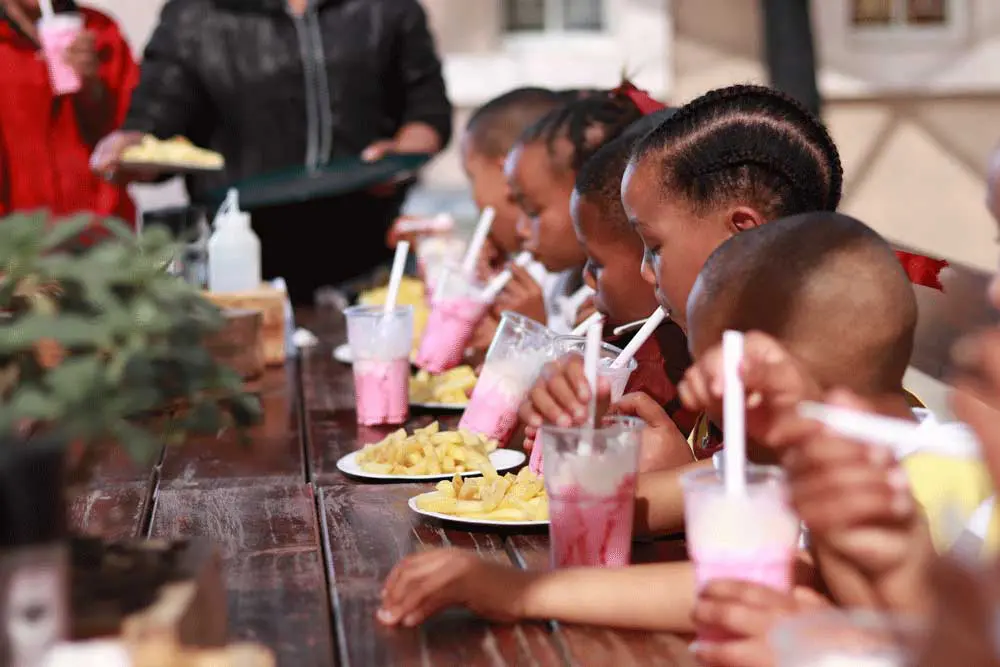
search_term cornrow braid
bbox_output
[520,88,646,173]
[633,84,844,217]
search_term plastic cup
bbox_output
[540,418,643,568]
[345,304,413,426]
[414,264,488,373]
[770,611,924,667]
[458,311,555,443]
[38,14,83,95]
[416,236,466,290]
[554,335,638,401]
[682,465,800,641]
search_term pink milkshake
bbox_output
[344,304,413,426]
[682,465,800,641]
[38,14,84,95]
[458,311,554,444]
[353,359,410,425]
[415,297,487,373]
[540,420,642,569]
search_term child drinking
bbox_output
[501,85,654,331]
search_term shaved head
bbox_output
[687,212,918,395]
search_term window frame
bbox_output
[502,0,609,36]
[846,0,969,49]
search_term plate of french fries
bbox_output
[409,467,549,526]
[337,421,525,481]
[409,366,476,409]
[120,135,225,173]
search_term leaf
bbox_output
[0,313,109,352]
[0,387,59,422]
[110,420,162,466]
[43,356,103,403]
[39,216,94,251]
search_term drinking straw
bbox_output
[561,284,595,316]
[571,311,603,336]
[609,307,667,369]
[722,330,747,496]
[580,316,604,456]
[797,401,981,459]
[612,317,650,337]
[460,207,496,276]
[39,0,54,19]
[383,241,410,317]
[480,251,533,302]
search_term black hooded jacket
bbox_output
[122,0,452,203]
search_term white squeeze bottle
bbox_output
[207,188,261,293]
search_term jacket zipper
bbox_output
[288,1,333,171]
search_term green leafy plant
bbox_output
[0,212,262,478]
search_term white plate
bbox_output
[333,343,353,364]
[336,448,525,481]
[410,400,466,411]
[408,493,549,527]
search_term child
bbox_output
[521,111,697,471]
[461,87,566,274]
[501,86,651,331]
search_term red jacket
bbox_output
[0,7,137,224]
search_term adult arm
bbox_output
[388,0,452,154]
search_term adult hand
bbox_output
[362,139,405,197]
[89,130,160,184]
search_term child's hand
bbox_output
[679,331,821,453]
[377,548,535,626]
[573,296,599,327]
[493,264,546,325]
[611,392,695,471]
[692,580,829,667]
[951,329,1000,489]
[476,236,503,281]
[468,313,499,356]
[518,354,611,430]
[786,390,934,612]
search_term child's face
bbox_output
[571,189,659,326]
[505,141,586,272]
[460,135,522,256]
[621,157,736,332]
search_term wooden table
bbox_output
[72,306,694,666]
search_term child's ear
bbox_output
[727,206,767,233]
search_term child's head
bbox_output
[462,88,566,256]
[622,84,844,330]
[571,110,676,325]
[687,212,917,397]
[506,89,646,272]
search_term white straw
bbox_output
[797,401,981,460]
[460,207,496,276]
[580,316,604,456]
[563,284,595,313]
[39,0,54,19]
[571,311,603,336]
[722,330,747,496]
[612,317,649,337]
[479,251,533,302]
[383,241,409,316]
[609,307,666,369]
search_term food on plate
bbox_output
[355,421,498,476]
[415,467,549,522]
[358,276,429,353]
[409,365,477,405]
[122,135,224,169]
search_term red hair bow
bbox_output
[614,80,667,116]
[895,250,949,291]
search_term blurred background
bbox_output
[92,0,1000,272]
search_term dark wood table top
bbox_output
[73,305,694,667]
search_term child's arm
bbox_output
[634,459,712,536]
[378,548,698,632]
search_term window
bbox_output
[504,0,604,33]
[850,0,948,28]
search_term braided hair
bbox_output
[632,85,843,219]
[519,88,647,174]
[575,108,678,240]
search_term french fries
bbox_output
[409,366,477,405]
[416,467,549,522]
[122,135,225,169]
[355,421,498,476]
